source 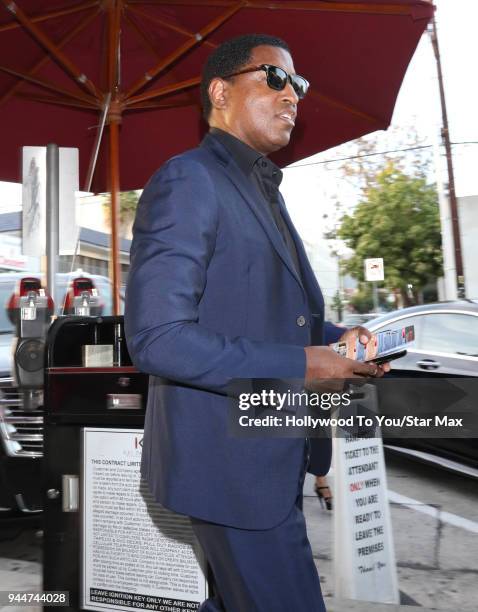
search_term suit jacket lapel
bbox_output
[202,134,305,293]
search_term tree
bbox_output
[347,282,391,314]
[102,190,140,238]
[320,125,433,258]
[337,162,443,306]
[324,125,431,195]
[331,290,344,321]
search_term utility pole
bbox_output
[429,16,465,298]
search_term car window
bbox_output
[421,313,478,357]
[92,278,113,315]
[0,282,15,332]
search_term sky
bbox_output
[1,0,477,230]
[281,0,478,245]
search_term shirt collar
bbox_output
[254,155,283,188]
[210,128,281,181]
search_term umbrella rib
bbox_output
[124,10,203,107]
[0,7,100,109]
[125,100,197,110]
[0,1,99,33]
[0,65,98,107]
[124,10,166,62]
[125,2,244,100]
[243,0,433,16]
[128,0,237,4]
[127,5,216,50]
[126,76,201,106]
[1,0,101,100]
[14,91,97,110]
[85,93,111,192]
[127,0,433,18]
[310,88,387,126]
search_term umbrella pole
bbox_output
[109,117,121,316]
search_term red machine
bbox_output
[62,276,103,316]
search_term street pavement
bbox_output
[0,451,476,612]
[306,450,478,612]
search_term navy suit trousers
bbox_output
[191,441,327,612]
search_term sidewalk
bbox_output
[0,540,459,612]
[326,600,448,612]
[303,472,477,612]
[1,471,476,612]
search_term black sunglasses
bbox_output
[223,64,309,100]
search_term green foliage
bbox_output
[102,190,140,235]
[338,162,443,303]
[347,282,392,314]
[118,190,140,224]
[331,290,344,320]
[348,285,374,314]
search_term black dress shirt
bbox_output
[209,128,302,277]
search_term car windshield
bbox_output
[0,281,15,333]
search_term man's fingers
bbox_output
[357,326,373,345]
[351,359,378,377]
[374,363,390,377]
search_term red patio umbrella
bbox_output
[0,0,434,313]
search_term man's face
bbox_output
[212,45,300,155]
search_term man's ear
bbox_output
[208,77,228,112]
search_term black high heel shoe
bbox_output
[314,485,333,511]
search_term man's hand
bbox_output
[304,346,379,388]
[304,325,390,389]
[338,325,371,347]
[338,325,391,374]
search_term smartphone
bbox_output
[367,348,407,365]
[331,325,414,364]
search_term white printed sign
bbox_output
[82,428,208,611]
[22,146,79,257]
[364,258,384,282]
[22,146,46,258]
[333,387,399,604]
[0,234,31,271]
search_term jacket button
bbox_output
[296,315,306,327]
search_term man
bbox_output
[125,33,386,612]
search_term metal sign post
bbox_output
[46,144,59,310]
[22,145,79,309]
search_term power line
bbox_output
[286,141,478,169]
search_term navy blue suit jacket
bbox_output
[125,134,343,529]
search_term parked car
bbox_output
[342,313,380,328]
[0,271,123,517]
[366,301,478,473]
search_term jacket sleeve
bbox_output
[124,156,306,393]
[324,321,345,344]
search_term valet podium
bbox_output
[43,316,208,611]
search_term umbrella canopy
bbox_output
[0,0,435,312]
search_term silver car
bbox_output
[366,301,478,473]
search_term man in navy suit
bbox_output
[125,33,386,612]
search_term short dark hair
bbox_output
[200,33,290,121]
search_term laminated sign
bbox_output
[82,428,208,611]
[333,386,399,604]
[330,326,415,364]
